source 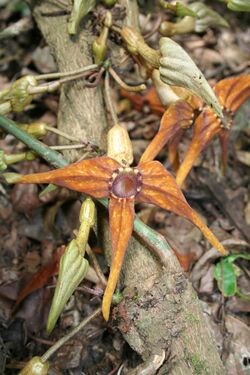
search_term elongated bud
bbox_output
[19,122,47,138]
[79,197,95,225]
[46,239,89,334]
[19,356,49,375]
[160,17,196,37]
[92,11,112,64]
[107,123,133,166]
[5,75,37,112]
[76,198,96,253]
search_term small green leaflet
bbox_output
[214,253,250,298]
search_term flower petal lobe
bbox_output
[17,156,120,198]
[138,161,227,255]
[102,198,135,321]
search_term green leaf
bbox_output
[214,253,250,298]
[68,0,96,35]
[214,260,237,296]
[227,0,250,12]
[46,240,89,334]
[159,38,224,119]
[189,2,229,32]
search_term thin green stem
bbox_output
[44,124,80,142]
[41,307,101,362]
[109,67,146,92]
[50,144,88,150]
[104,72,119,125]
[0,115,172,262]
[35,64,98,81]
[85,245,107,287]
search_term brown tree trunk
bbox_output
[30,1,226,374]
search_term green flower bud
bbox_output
[0,149,36,169]
[79,197,96,225]
[19,122,47,138]
[92,11,112,64]
[76,198,96,253]
[3,76,37,113]
[189,2,229,33]
[19,356,49,375]
[159,38,223,119]
[227,0,250,12]
[46,240,89,334]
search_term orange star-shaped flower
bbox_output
[17,156,227,320]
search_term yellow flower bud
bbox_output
[19,122,47,138]
[107,123,133,166]
[19,356,49,375]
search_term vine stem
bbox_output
[44,124,80,142]
[41,307,101,363]
[35,64,98,81]
[104,72,119,125]
[0,115,172,264]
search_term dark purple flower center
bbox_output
[110,168,142,199]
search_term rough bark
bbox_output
[30,1,226,374]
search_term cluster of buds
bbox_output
[0,65,98,115]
